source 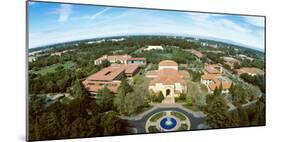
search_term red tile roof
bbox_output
[201,74,219,80]
[222,57,240,64]
[96,54,132,62]
[84,82,120,93]
[159,60,178,66]
[86,64,139,81]
[127,58,146,61]
[236,67,264,75]
[123,64,139,74]
[209,76,232,91]
[86,66,125,81]
[149,69,188,85]
[204,64,222,74]
[185,49,203,58]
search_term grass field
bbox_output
[34,61,75,75]
[171,111,186,120]
[178,124,188,131]
[148,126,159,132]
[150,112,164,122]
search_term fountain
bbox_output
[160,117,177,130]
[165,117,173,126]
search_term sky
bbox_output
[28,1,265,50]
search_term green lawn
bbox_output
[171,111,186,121]
[178,124,188,131]
[34,61,75,75]
[148,126,159,133]
[150,112,164,122]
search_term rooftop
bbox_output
[159,60,178,67]
[86,64,139,81]
[222,57,240,63]
[185,49,203,58]
[86,66,125,81]
[209,76,232,91]
[149,60,189,86]
[127,58,146,61]
[236,67,264,75]
[204,64,222,74]
[96,54,132,62]
[201,74,219,80]
[84,83,120,93]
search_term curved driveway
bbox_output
[123,106,206,133]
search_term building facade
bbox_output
[146,60,189,99]
[83,64,139,95]
[94,54,146,65]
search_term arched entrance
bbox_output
[166,89,171,97]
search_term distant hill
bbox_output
[28,34,264,53]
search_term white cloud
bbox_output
[244,16,264,27]
[218,19,250,33]
[184,13,264,49]
[57,4,72,23]
[90,7,111,20]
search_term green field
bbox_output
[150,112,164,122]
[178,124,188,131]
[33,61,75,75]
[148,126,159,132]
[171,111,187,120]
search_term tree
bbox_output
[123,92,143,115]
[114,91,126,115]
[71,79,87,98]
[190,71,202,82]
[230,84,247,106]
[70,117,89,138]
[118,78,133,94]
[187,82,205,106]
[237,106,249,126]
[59,110,71,137]
[114,77,147,116]
[38,112,59,139]
[114,78,133,115]
[250,97,265,125]
[240,73,265,93]
[100,111,122,135]
[95,87,114,111]
[186,95,193,106]
[213,84,222,96]
[100,60,110,68]
[204,95,237,128]
[55,65,64,71]
[132,75,143,85]
[178,93,186,101]
[86,115,101,137]
[233,62,241,69]
[157,91,165,102]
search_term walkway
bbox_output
[121,104,206,134]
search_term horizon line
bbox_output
[28,33,265,52]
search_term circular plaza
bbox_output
[145,110,191,133]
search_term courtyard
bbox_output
[123,104,206,134]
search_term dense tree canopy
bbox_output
[204,95,237,128]
[240,73,265,93]
[28,94,125,141]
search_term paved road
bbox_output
[122,106,205,134]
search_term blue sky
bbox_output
[28,1,265,50]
